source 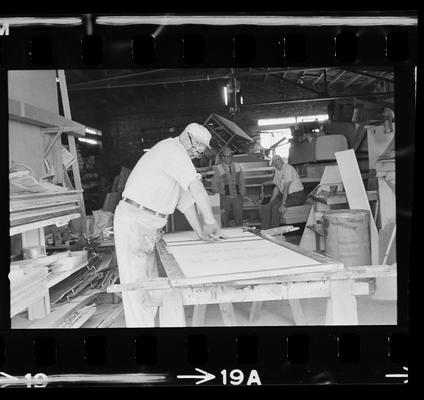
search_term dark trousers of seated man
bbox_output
[220,195,243,227]
[259,190,306,230]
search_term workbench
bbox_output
[108,228,395,326]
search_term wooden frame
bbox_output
[152,230,361,326]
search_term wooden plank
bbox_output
[159,289,186,327]
[8,98,85,135]
[10,212,81,235]
[97,303,124,328]
[191,304,207,327]
[47,259,89,288]
[10,208,80,227]
[335,149,379,264]
[226,264,393,285]
[107,278,171,293]
[49,269,90,304]
[10,198,78,212]
[58,70,86,219]
[10,189,83,201]
[61,305,97,328]
[288,299,307,325]
[325,279,358,325]
[155,240,186,281]
[167,237,263,247]
[219,303,238,326]
[26,292,102,328]
[169,263,341,288]
[248,301,262,322]
[180,281,329,305]
[10,204,79,221]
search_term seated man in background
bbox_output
[211,147,246,227]
[259,155,306,230]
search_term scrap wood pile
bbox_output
[11,232,123,329]
[49,251,119,305]
[30,254,121,329]
[46,247,122,328]
[102,166,132,213]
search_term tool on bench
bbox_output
[206,232,229,242]
[261,225,300,236]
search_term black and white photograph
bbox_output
[9,67,397,329]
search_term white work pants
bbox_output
[113,200,167,327]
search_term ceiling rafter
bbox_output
[328,70,346,87]
[343,74,362,89]
[312,69,326,86]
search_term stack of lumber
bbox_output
[10,266,49,317]
[10,190,82,228]
[11,250,88,276]
[20,250,120,328]
[102,167,131,212]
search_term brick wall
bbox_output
[69,79,334,179]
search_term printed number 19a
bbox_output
[220,369,261,385]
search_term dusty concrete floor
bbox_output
[110,296,396,327]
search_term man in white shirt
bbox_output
[259,155,306,230]
[113,122,220,327]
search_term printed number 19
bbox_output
[220,369,261,385]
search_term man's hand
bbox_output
[195,230,212,241]
[202,221,220,237]
[279,204,287,215]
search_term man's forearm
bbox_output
[270,186,279,202]
[282,182,292,204]
[183,204,203,237]
[189,178,215,224]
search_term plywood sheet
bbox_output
[167,238,319,278]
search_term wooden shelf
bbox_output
[10,212,81,235]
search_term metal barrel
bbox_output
[323,209,371,268]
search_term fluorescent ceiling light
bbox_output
[223,86,228,106]
[258,114,329,126]
[258,117,296,126]
[85,127,102,136]
[78,137,100,145]
[296,114,328,122]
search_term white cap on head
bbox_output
[182,123,212,148]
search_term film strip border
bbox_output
[0,328,409,385]
[0,15,418,67]
[0,14,415,387]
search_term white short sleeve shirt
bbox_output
[273,164,304,194]
[122,137,198,214]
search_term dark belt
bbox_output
[123,197,168,218]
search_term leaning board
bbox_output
[161,228,342,287]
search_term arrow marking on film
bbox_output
[177,368,215,385]
[385,366,408,383]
